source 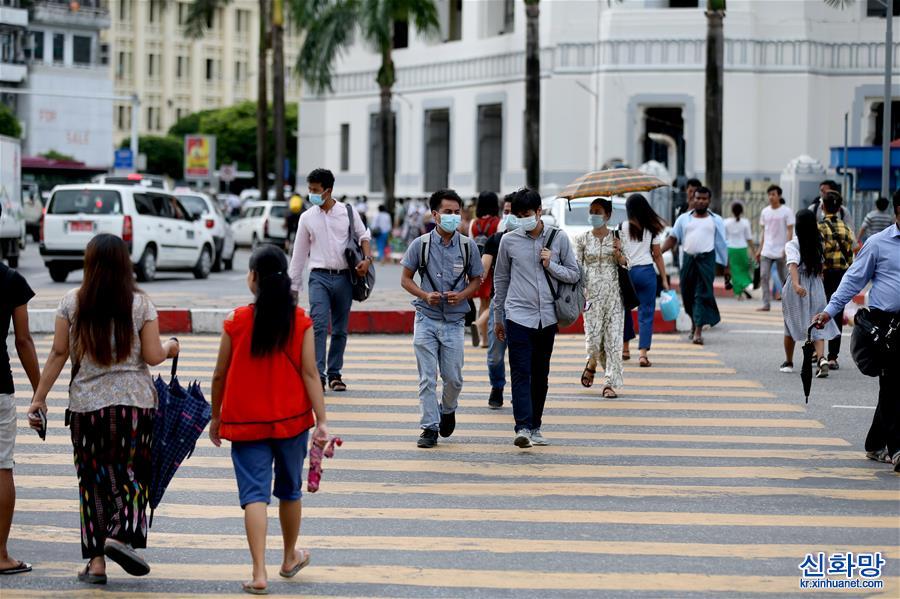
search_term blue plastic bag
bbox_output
[659,290,681,322]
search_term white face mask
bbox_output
[518,215,538,232]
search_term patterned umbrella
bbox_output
[558,168,668,201]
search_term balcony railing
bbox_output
[30,0,111,28]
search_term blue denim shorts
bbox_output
[230,431,310,508]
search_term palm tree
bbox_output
[524,0,540,190]
[297,0,440,214]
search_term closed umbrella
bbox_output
[559,168,668,207]
[800,324,816,403]
[149,353,211,525]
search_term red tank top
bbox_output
[220,306,315,441]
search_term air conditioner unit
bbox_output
[99,43,109,65]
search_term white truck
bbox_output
[0,135,25,268]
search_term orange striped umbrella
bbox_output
[558,168,668,200]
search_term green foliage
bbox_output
[0,103,22,139]
[166,102,298,174]
[120,135,184,179]
[39,150,76,162]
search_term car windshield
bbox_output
[177,195,208,216]
[49,190,122,215]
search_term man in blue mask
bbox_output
[288,168,373,393]
[493,188,581,448]
[400,189,484,448]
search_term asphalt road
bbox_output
[2,301,898,597]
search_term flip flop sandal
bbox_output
[621,350,631,361]
[601,385,618,398]
[77,564,107,585]
[242,582,269,595]
[581,363,596,388]
[0,561,32,575]
[639,356,652,368]
[279,549,311,578]
[328,378,347,392]
[104,539,150,577]
[692,337,704,346]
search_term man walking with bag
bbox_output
[289,168,373,393]
[814,191,900,471]
[400,189,483,449]
[493,189,581,448]
[817,191,855,370]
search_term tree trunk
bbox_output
[272,0,286,203]
[524,1,541,191]
[705,8,724,213]
[256,0,269,199]
[380,48,396,215]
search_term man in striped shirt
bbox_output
[858,196,894,242]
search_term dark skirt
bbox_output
[70,405,154,559]
[680,251,721,328]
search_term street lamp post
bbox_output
[883,0,894,198]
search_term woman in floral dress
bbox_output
[574,198,628,398]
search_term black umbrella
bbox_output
[801,324,817,403]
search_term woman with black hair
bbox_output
[780,209,840,377]
[210,245,328,595]
[28,234,179,584]
[469,192,501,347]
[724,201,755,300]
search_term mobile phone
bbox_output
[34,410,47,441]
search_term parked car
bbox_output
[22,181,43,242]
[40,184,216,283]
[175,190,236,272]
[231,201,288,248]
[541,196,676,277]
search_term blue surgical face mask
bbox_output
[309,193,324,207]
[518,215,538,232]
[438,213,461,233]
[504,214,520,232]
[588,214,607,228]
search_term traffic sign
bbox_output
[219,163,237,183]
[114,148,133,170]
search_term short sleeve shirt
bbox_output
[724,217,753,249]
[619,222,662,267]
[0,264,35,395]
[58,290,159,413]
[760,205,796,259]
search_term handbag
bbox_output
[343,204,375,302]
[851,308,900,377]
[613,230,639,311]
[541,228,585,329]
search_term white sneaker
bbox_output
[779,361,794,373]
[530,429,549,446]
[514,430,532,448]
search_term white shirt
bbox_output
[373,211,392,234]
[289,201,371,292]
[724,217,753,249]
[759,205,796,259]
[619,222,662,267]
[681,214,716,255]
[784,237,801,266]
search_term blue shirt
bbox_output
[669,210,729,267]
[825,223,900,319]
[401,230,484,322]
[492,225,581,329]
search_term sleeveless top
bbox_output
[221,305,315,441]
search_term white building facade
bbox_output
[298,0,897,199]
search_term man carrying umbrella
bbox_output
[813,191,900,472]
[661,187,728,345]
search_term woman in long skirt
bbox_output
[724,202,756,299]
[28,234,178,584]
[575,198,629,398]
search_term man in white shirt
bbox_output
[289,168,373,392]
[756,185,795,311]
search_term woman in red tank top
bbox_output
[469,192,501,347]
[209,245,327,595]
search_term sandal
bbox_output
[0,560,32,576]
[639,356,651,368]
[242,582,269,595]
[279,549,311,578]
[103,539,149,577]
[328,377,347,392]
[621,350,631,361]
[77,562,107,585]
[692,336,704,346]
[581,363,596,388]
[601,385,618,398]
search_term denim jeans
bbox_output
[487,308,506,390]
[413,312,465,431]
[506,319,557,433]
[629,264,659,350]
[760,256,786,307]
[308,270,353,379]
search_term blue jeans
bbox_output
[375,232,389,259]
[487,308,506,390]
[629,264,659,350]
[308,270,353,380]
[506,319,557,433]
[413,312,465,431]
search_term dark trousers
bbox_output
[822,269,846,360]
[866,368,900,456]
[506,319,557,433]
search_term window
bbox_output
[667,0,699,7]
[178,2,188,25]
[150,194,173,218]
[29,31,43,61]
[235,9,249,34]
[867,0,900,17]
[73,36,91,65]
[642,107,686,177]
[477,104,502,193]
[177,55,188,78]
[871,101,900,146]
[118,0,132,21]
[369,112,396,193]
[206,10,215,30]
[503,0,514,34]
[134,193,157,216]
[147,53,156,77]
[393,20,408,49]
[117,105,131,130]
[116,51,132,78]
[52,33,64,64]
[424,109,450,191]
[206,58,216,80]
[234,60,242,82]
[340,123,350,171]
[447,0,462,42]
[99,42,109,65]
[148,0,159,23]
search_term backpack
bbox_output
[417,233,477,325]
[472,216,500,256]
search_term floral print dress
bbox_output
[575,231,626,388]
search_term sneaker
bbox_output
[514,430,532,448]
[893,451,900,473]
[470,324,480,347]
[417,429,438,448]
[756,305,771,312]
[779,361,794,373]
[488,387,503,410]
[530,429,549,446]
[439,411,456,438]
[828,359,840,371]
[816,359,829,379]
[865,448,891,463]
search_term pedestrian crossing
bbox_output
[3,322,898,596]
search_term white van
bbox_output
[175,191,237,272]
[231,201,288,248]
[40,184,216,283]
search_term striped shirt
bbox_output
[862,209,894,237]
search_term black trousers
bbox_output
[866,368,900,456]
[506,320,557,433]
[822,269,847,360]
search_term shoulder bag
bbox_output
[343,204,376,302]
[541,227,585,329]
[613,230,640,311]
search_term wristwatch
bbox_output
[366,256,374,263]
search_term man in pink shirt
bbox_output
[289,169,373,392]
